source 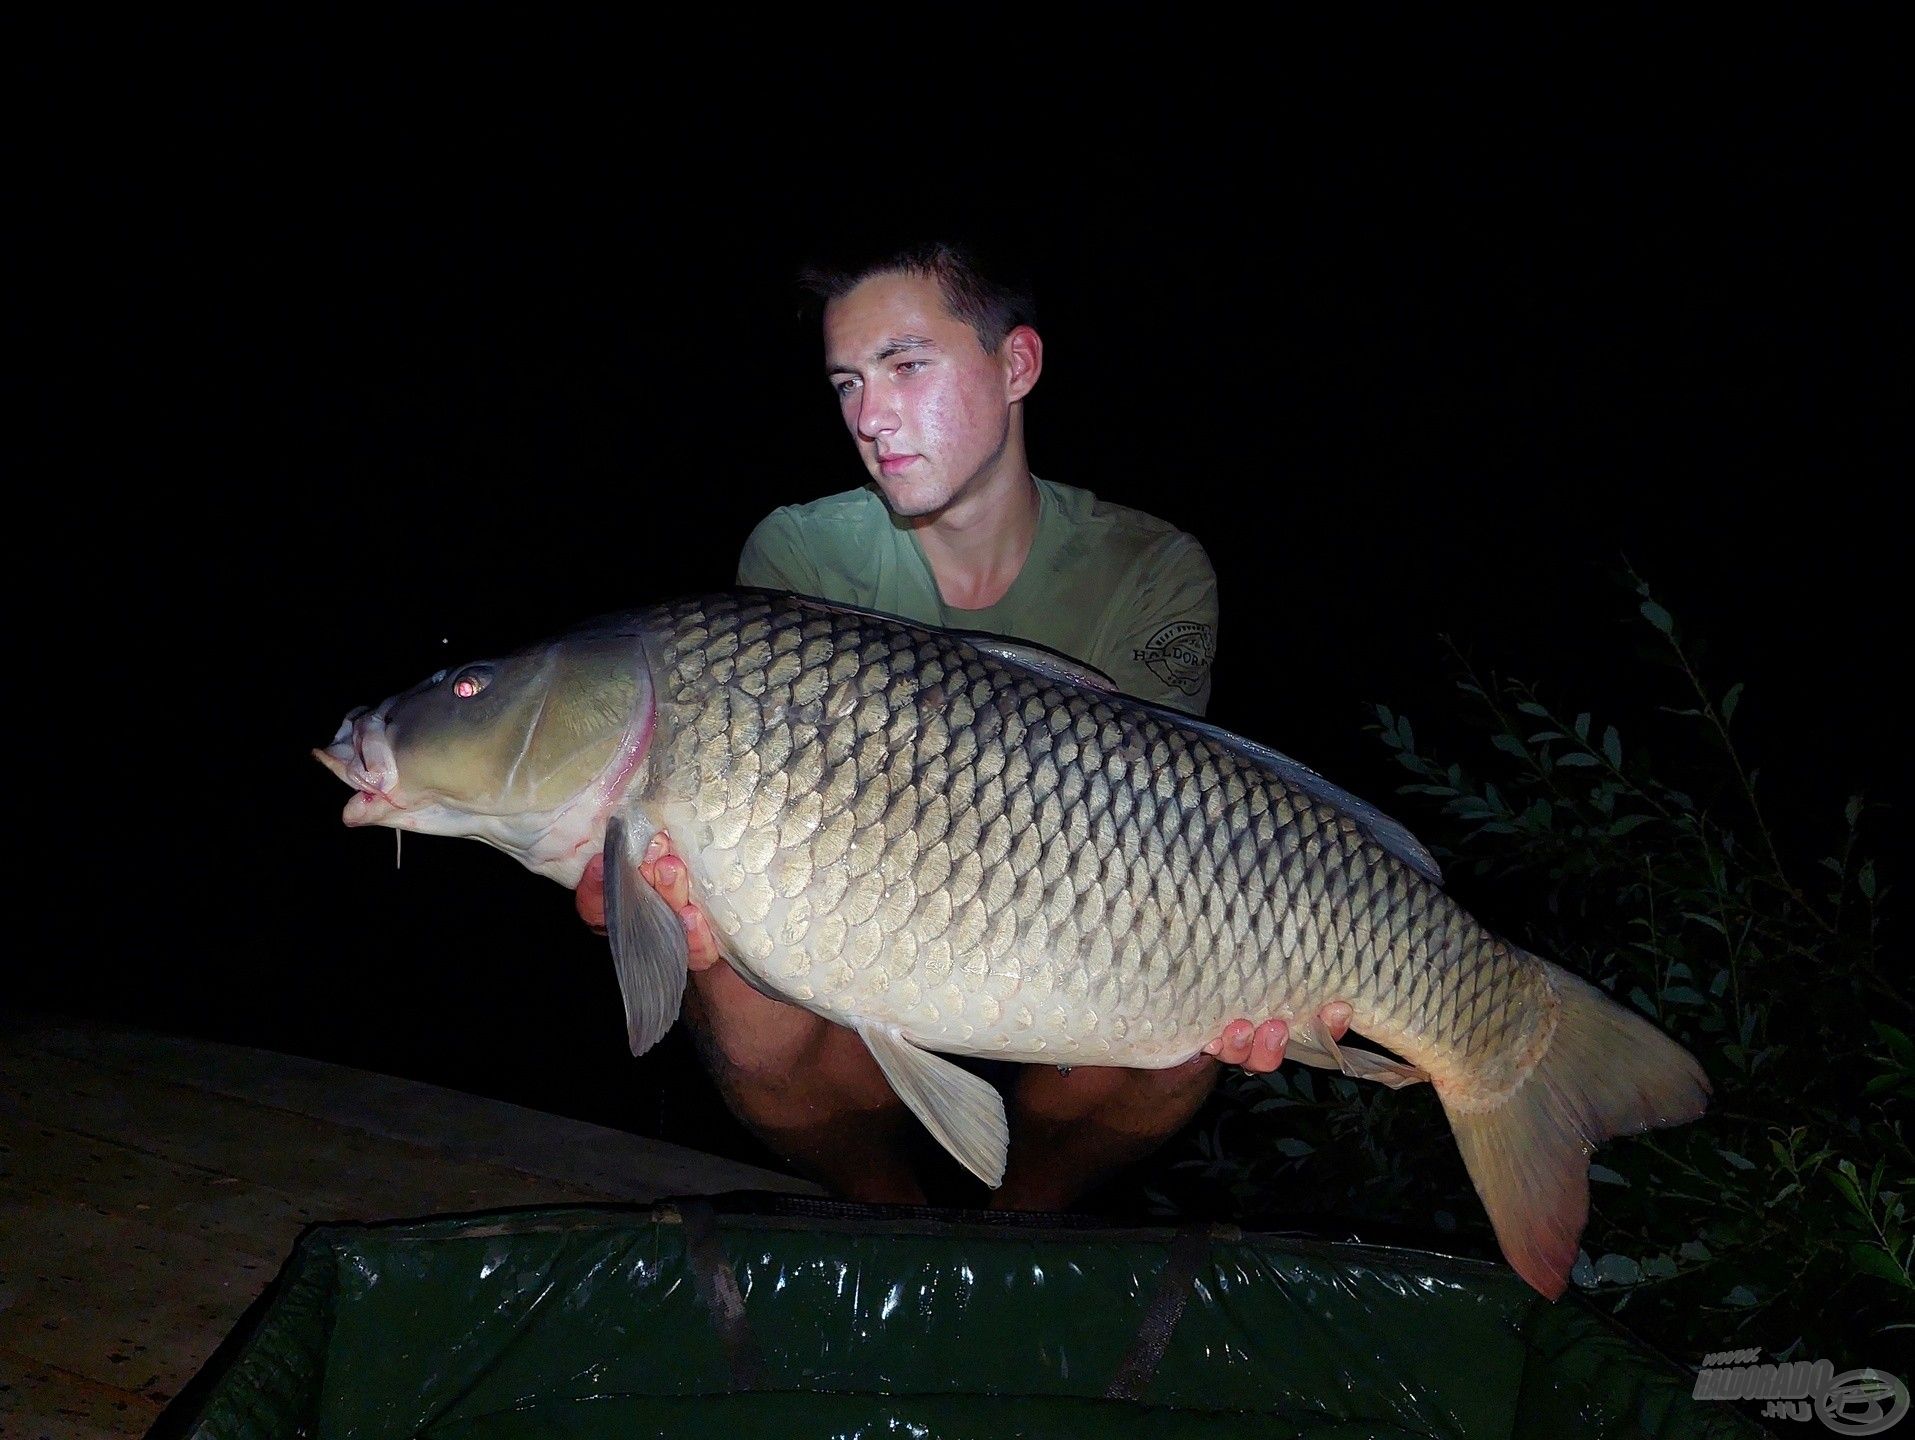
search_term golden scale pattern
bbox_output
[638,593,1550,1076]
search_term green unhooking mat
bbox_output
[158,1195,1768,1439]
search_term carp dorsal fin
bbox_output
[856,1021,1009,1188]
[762,587,1436,884]
[602,816,690,1058]
[966,639,1117,693]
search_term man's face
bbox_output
[823,271,1015,518]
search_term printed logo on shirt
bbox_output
[1134,621,1215,696]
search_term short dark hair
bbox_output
[798,239,1037,352]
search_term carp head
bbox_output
[314,623,656,885]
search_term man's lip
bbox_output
[878,453,919,474]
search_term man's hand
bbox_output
[574,833,722,969]
[1199,1001,1353,1075]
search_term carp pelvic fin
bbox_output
[857,1021,1009,1188]
[602,816,690,1058]
[1446,958,1711,1300]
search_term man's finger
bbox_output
[1212,1018,1254,1066]
[656,855,689,910]
[1244,1019,1288,1074]
[575,855,607,933]
[683,905,722,970]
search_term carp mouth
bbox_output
[312,704,407,827]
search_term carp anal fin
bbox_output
[857,1021,1009,1188]
[603,816,690,1058]
[1286,1011,1431,1090]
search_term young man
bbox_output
[578,242,1342,1207]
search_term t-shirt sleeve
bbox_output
[1093,533,1219,715]
[737,508,824,594]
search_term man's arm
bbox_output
[737,507,825,592]
[1092,532,1219,715]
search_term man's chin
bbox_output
[875,476,948,519]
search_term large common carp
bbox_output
[316,590,1708,1297]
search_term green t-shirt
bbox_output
[736,477,1217,714]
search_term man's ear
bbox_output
[1003,324,1043,402]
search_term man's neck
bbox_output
[912,462,1041,612]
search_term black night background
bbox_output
[16,9,1911,1366]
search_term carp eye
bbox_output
[451,666,492,699]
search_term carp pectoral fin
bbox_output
[603,816,690,1058]
[1290,1012,1431,1090]
[857,1021,1009,1189]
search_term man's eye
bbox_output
[832,377,860,397]
[896,360,926,375]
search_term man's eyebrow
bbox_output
[826,333,939,373]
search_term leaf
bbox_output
[1721,682,1743,725]
[1609,814,1653,837]
[1640,599,1674,635]
[1557,752,1599,768]
[1628,987,1657,1017]
[1644,1255,1679,1280]
[1861,861,1877,901]
[1375,704,1395,732]
[1829,1167,1871,1219]
[1574,712,1591,742]
[1516,702,1551,718]
[1678,1240,1712,1263]
[1847,794,1864,826]
[1571,1251,1597,1288]
[1589,1164,1631,1187]
[1717,1149,1756,1171]
[1663,987,1707,1006]
[1274,1138,1314,1158]
[1849,1244,1913,1289]
[1595,1253,1642,1285]
[1683,911,1729,937]
[1872,1024,1914,1065]
[1492,733,1527,759]
[1722,1285,1759,1307]
[1602,725,1622,768]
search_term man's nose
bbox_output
[856,386,898,439]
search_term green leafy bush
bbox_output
[1149,571,1908,1369]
